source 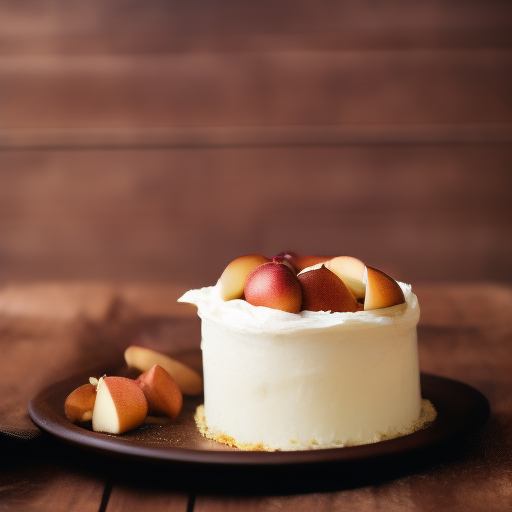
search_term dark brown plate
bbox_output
[28,357,490,468]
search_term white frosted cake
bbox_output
[179,252,435,451]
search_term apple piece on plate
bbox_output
[136,365,183,420]
[92,376,148,434]
[218,254,270,301]
[124,345,203,395]
[325,256,366,299]
[244,262,302,313]
[273,252,331,273]
[363,266,405,310]
[298,265,357,313]
[64,383,96,423]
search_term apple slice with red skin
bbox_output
[244,262,302,313]
[273,252,331,273]
[298,265,357,313]
[325,256,366,299]
[92,376,148,434]
[64,383,96,423]
[136,365,183,420]
[124,345,203,395]
[218,254,270,301]
[363,266,405,310]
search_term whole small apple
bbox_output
[244,262,302,313]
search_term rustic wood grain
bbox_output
[2,0,511,41]
[1,50,511,129]
[0,452,105,512]
[0,144,510,286]
[105,484,189,512]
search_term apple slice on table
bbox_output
[244,261,302,313]
[218,254,270,301]
[92,376,148,434]
[124,345,203,395]
[298,265,357,313]
[136,365,183,420]
[64,382,97,423]
[363,266,405,310]
[325,256,366,299]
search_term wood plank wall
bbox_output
[1,1,511,287]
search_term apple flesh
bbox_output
[64,383,96,423]
[244,262,302,313]
[92,376,148,434]
[136,365,183,420]
[325,256,366,299]
[298,265,357,313]
[124,345,203,395]
[218,254,270,301]
[363,266,405,310]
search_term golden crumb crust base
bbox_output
[194,399,437,452]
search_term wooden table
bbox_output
[1,282,511,511]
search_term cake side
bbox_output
[195,399,437,452]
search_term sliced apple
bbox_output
[273,252,331,273]
[298,265,357,313]
[218,254,270,301]
[136,365,183,420]
[124,345,203,395]
[325,256,366,299]
[92,376,148,434]
[363,266,405,310]
[64,383,96,423]
[244,262,302,314]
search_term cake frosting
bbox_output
[179,281,435,451]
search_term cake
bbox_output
[179,252,435,451]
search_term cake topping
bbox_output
[218,254,270,301]
[244,261,302,314]
[217,252,405,313]
[298,265,357,313]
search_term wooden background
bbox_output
[1,0,511,288]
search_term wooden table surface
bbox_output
[1,281,511,511]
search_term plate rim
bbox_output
[28,363,490,467]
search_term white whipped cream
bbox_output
[178,281,418,334]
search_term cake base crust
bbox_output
[194,400,437,452]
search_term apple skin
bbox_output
[218,254,270,301]
[244,262,302,313]
[273,252,331,273]
[92,376,148,435]
[298,265,358,313]
[136,365,183,420]
[64,383,96,423]
[124,345,203,395]
[363,266,405,310]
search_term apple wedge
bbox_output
[363,266,405,310]
[64,383,96,423]
[273,252,331,273]
[136,365,183,420]
[218,254,270,301]
[92,376,148,434]
[325,256,366,299]
[298,265,357,313]
[124,345,203,395]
